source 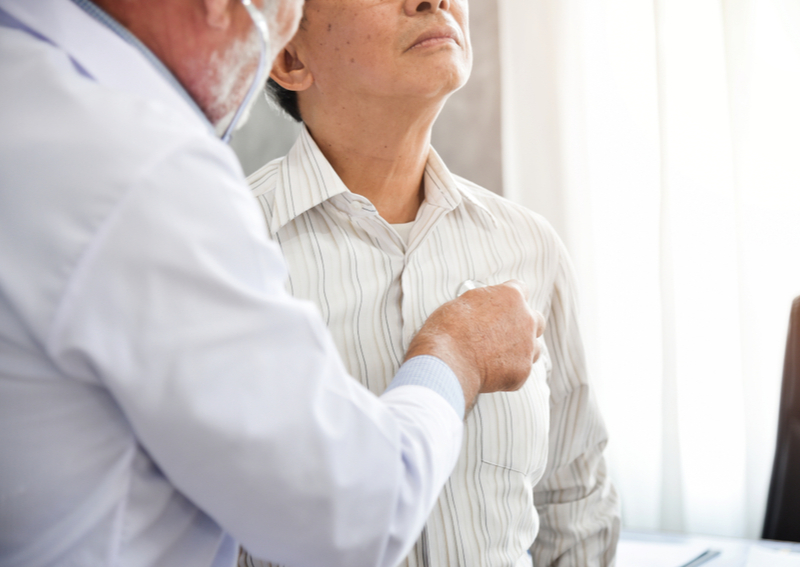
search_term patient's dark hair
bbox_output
[266,78,302,123]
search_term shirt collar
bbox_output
[423,146,498,227]
[269,126,352,234]
[270,125,498,234]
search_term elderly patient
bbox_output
[243,0,620,565]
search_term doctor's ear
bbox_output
[270,44,314,92]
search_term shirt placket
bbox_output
[399,202,458,567]
[341,195,457,567]
[399,200,456,353]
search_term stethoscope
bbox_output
[219,0,271,144]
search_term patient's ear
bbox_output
[270,44,314,92]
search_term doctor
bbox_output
[0,0,545,566]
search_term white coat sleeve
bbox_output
[45,138,464,567]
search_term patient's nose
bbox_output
[404,0,450,16]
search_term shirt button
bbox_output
[351,201,363,211]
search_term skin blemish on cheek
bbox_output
[327,23,332,31]
[350,58,355,63]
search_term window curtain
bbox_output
[499,0,800,538]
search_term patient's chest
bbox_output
[274,200,553,564]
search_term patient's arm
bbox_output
[531,243,621,567]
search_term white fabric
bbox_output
[499,0,800,538]
[245,127,620,567]
[0,1,467,566]
[390,222,415,245]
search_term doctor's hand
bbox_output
[405,280,545,414]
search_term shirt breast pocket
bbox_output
[476,348,550,479]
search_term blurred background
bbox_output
[230,0,800,541]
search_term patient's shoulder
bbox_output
[247,156,284,199]
[452,174,561,248]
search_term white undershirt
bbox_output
[391,221,414,245]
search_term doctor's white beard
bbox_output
[210,27,264,136]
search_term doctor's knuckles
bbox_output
[406,280,545,412]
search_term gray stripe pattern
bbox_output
[243,128,620,567]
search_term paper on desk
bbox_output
[616,540,712,567]
[746,545,800,567]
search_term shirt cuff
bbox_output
[385,355,465,420]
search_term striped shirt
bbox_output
[243,127,620,567]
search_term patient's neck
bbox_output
[303,98,443,224]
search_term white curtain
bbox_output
[499,0,800,538]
